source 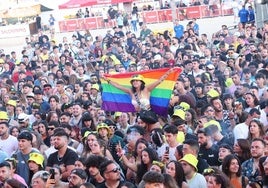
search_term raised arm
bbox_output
[103,76,131,94]
[147,68,175,92]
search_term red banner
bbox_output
[158,9,172,22]
[184,6,201,19]
[143,11,159,23]
[65,20,78,32]
[84,17,98,29]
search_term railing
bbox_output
[58,5,233,32]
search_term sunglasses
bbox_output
[105,167,120,174]
[48,127,55,131]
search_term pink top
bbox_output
[13,174,28,188]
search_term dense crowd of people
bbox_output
[0,2,268,188]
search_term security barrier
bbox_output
[58,5,233,32]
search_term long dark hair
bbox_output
[248,119,265,141]
[133,138,149,158]
[236,139,251,163]
[167,160,185,187]
[222,154,242,178]
[131,82,145,93]
[82,132,99,157]
[136,147,159,183]
[244,92,259,108]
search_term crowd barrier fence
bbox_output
[58,5,234,32]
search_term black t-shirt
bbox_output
[89,178,105,187]
[96,181,125,188]
[199,144,221,166]
[197,157,209,174]
[47,148,78,167]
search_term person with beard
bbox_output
[197,129,221,167]
[46,130,78,181]
[97,160,126,188]
[183,75,196,95]
[0,161,13,185]
[242,138,265,183]
[69,103,83,128]
[170,37,180,55]
[170,77,196,109]
[68,168,88,188]
[0,121,18,157]
[182,139,209,174]
[179,154,207,188]
[210,97,234,141]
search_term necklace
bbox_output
[57,155,63,161]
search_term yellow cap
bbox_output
[204,120,222,132]
[172,109,186,120]
[207,89,220,98]
[7,100,17,107]
[114,112,122,118]
[91,84,99,91]
[28,152,45,167]
[179,102,190,111]
[0,59,4,64]
[0,111,8,120]
[179,154,198,171]
[97,123,110,132]
[83,131,97,139]
[130,74,145,83]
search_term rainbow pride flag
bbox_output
[101,68,182,116]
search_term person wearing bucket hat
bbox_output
[90,84,102,107]
[28,152,45,176]
[96,123,110,141]
[172,108,186,121]
[3,100,19,128]
[102,68,175,112]
[179,154,207,187]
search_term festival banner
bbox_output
[101,68,182,116]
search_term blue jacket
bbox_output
[238,8,249,23]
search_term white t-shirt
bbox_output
[157,143,179,161]
[0,135,18,157]
[187,173,207,188]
